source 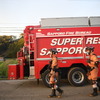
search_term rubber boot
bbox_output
[89,88,98,97]
[56,87,63,98]
[98,87,100,92]
[97,82,100,92]
[48,89,56,98]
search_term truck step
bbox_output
[28,75,35,79]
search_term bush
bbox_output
[0,59,17,79]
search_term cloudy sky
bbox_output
[0,0,100,37]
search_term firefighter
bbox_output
[86,46,100,96]
[48,48,63,98]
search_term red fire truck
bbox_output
[8,17,100,87]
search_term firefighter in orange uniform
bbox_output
[48,48,63,98]
[86,46,100,96]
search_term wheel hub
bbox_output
[72,71,84,84]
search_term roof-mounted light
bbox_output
[37,29,41,32]
[29,27,33,30]
[56,28,60,31]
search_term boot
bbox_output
[97,81,100,92]
[48,89,56,98]
[89,88,98,97]
[98,86,100,92]
[56,87,63,98]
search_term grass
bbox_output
[0,58,18,79]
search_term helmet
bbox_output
[85,46,94,55]
[86,46,94,51]
[49,48,58,54]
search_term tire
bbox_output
[68,67,87,86]
[41,69,60,87]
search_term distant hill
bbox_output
[0,36,24,58]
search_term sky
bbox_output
[0,0,100,37]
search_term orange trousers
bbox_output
[88,67,98,80]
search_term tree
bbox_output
[0,35,24,58]
[0,36,13,56]
[6,37,24,58]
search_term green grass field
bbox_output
[0,58,18,79]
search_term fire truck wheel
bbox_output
[68,67,87,86]
[41,70,60,88]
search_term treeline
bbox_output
[0,35,24,58]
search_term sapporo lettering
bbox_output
[40,37,100,56]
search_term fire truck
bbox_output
[8,17,100,87]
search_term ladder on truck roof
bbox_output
[28,34,35,79]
